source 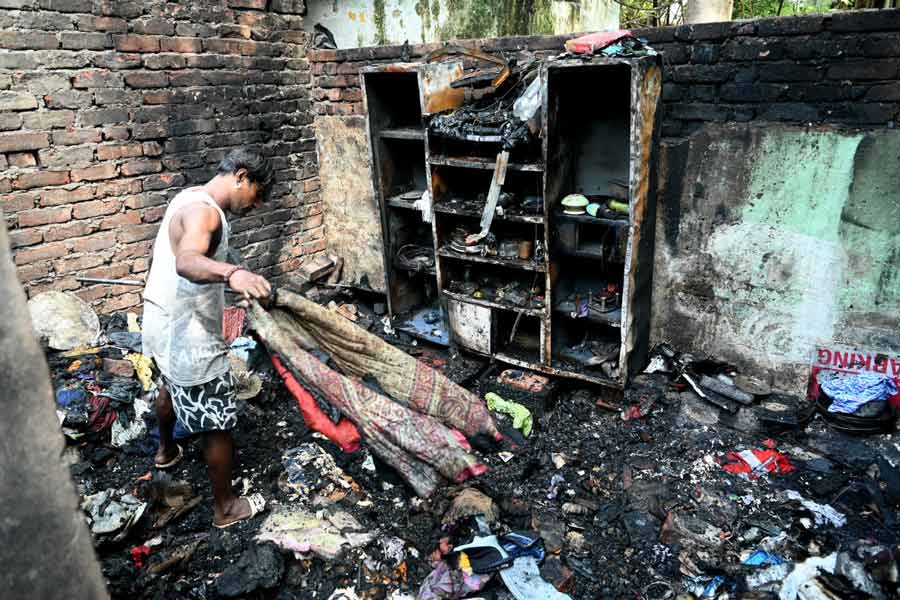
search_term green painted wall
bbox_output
[304,0,619,48]
[653,124,900,393]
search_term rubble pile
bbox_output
[43,287,900,599]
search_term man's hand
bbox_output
[228,268,271,301]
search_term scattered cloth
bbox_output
[744,550,785,566]
[256,506,375,561]
[443,488,499,525]
[81,489,147,539]
[785,490,847,528]
[722,449,795,481]
[110,395,152,448]
[564,30,633,54]
[485,392,532,437]
[126,353,154,392]
[88,395,118,432]
[417,559,491,600]
[271,353,361,453]
[817,370,898,414]
[109,332,142,352]
[222,306,247,345]
[280,444,352,498]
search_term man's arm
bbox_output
[173,204,271,300]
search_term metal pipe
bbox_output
[76,276,240,294]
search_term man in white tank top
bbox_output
[142,149,271,528]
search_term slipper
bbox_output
[213,493,266,529]
[154,444,183,469]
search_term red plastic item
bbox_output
[722,449,795,480]
[270,353,361,453]
[564,30,633,55]
[130,545,151,569]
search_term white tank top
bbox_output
[142,189,231,386]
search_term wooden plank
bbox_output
[428,155,543,172]
[494,353,624,390]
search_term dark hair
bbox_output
[217,148,273,200]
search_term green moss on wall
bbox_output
[373,0,387,45]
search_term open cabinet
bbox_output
[361,62,465,345]
[432,55,662,389]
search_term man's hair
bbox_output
[217,148,273,201]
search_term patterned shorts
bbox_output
[164,372,238,434]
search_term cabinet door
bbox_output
[316,115,386,293]
[447,299,492,355]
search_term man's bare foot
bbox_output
[154,444,182,468]
[213,497,252,528]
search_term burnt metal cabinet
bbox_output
[431,55,662,389]
[361,62,465,344]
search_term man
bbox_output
[142,148,273,528]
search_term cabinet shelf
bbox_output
[386,194,421,210]
[554,210,629,228]
[380,127,425,140]
[434,202,543,224]
[438,246,545,272]
[429,155,544,172]
[553,303,622,328]
[442,289,546,317]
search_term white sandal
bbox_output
[213,493,266,529]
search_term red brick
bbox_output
[120,159,162,176]
[97,142,143,161]
[44,221,93,242]
[54,253,105,274]
[40,186,96,206]
[72,69,122,89]
[14,241,69,265]
[28,277,80,296]
[8,228,43,248]
[18,206,71,228]
[72,231,117,253]
[141,205,166,222]
[100,292,141,313]
[141,141,163,156]
[71,163,117,182]
[113,239,151,260]
[124,71,169,88]
[13,170,70,190]
[0,31,58,50]
[8,152,36,168]
[117,223,158,243]
[0,132,50,153]
[73,198,121,219]
[95,179,141,198]
[100,210,140,229]
[52,129,102,146]
[17,262,51,283]
[132,257,149,272]
[2,194,37,214]
[160,37,202,53]
[113,34,160,53]
[75,285,108,303]
[302,178,320,192]
[82,263,130,281]
[77,15,128,33]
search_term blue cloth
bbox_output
[56,388,86,408]
[818,370,898,414]
[743,550,784,566]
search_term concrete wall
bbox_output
[304,0,619,48]
[656,124,900,392]
[308,8,900,391]
[2,0,321,313]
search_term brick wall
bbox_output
[309,8,900,135]
[1,0,321,314]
